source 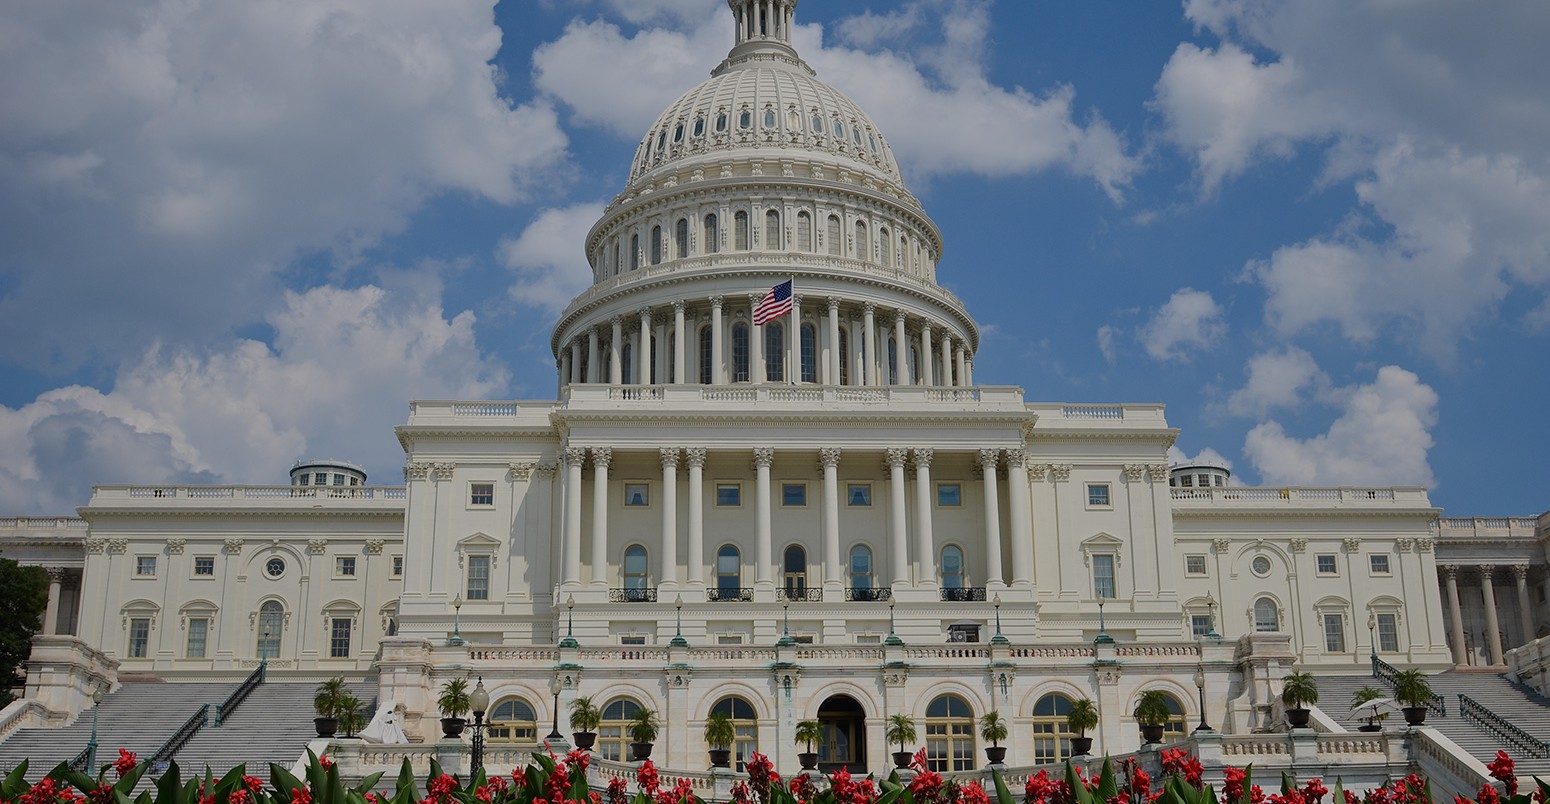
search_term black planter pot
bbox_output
[892,751,914,769]
[797,752,819,770]
[1140,724,1166,745]
[314,717,339,738]
[1286,707,1311,729]
[984,746,1007,765]
[631,742,654,761]
[1358,723,1383,732]
[1402,706,1428,726]
[709,748,732,768]
[441,717,466,738]
[1071,737,1094,756]
[573,731,597,750]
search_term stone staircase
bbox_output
[169,680,375,777]
[1313,671,1550,778]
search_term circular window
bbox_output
[1251,556,1271,576]
[265,557,286,578]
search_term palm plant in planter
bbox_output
[979,711,1009,765]
[885,713,917,770]
[1393,669,1434,726]
[1281,671,1320,729]
[628,707,659,761]
[569,696,601,750]
[1351,686,1391,732]
[704,712,736,769]
[1067,697,1099,756]
[337,694,366,738]
[1133,690,1172,745]
[313,676,349,737]
[438,678,472,738]
[794,719,823,770]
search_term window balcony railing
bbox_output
[844,587,892,602]
[777,587,823,602]
[706,587,754,602]
[609,587,657,603]
[941,587,987,602]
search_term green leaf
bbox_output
[1095,758,1118,802]
[2,759,29,798]
[1064,760,1094,804]
[271,763,304,796]
[152,761,182,804]
[394,757,418,801]
[353,772,385,796]
[428,760,445,785]
[1282,772,1296,797]
[49,761,98,795]
[991,770,1016,804]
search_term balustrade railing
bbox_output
[608,587,657,603]
[705,587,753,602]
[941,586,987,602]
[149,704,209,768]
[844,587,892,602]
[1457,694,1549,758]
[215,661,266,726]
[1371,657,1446,716]
[777,587,823,602]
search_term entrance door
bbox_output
[817,694,867,774]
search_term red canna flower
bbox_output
[112,750,138,779]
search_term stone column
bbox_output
[979,450,1003,587]
[826,298,841,384]
[590,448,612,588]
[563,448,586,587]
[820,448,842,592]
[1006,450,1034,587]
[862,303,877,385]
[754,448,775,590]
[1514,564,1536,648]
[920,325,934,386]
[586,328,600,384]
[789,295,802,383]
[940,331,954,387]
[887,449,909,588]
[751,296,766,384]
[559,351,572,392]
[661,449,680,587]
[686,449,707,588]
[912,449,937,586]
[673,301,687,384]
[43,568,64,635]
[710,297,725,384]
[569,341,582,384]
[892,312,908,385]
[1443,565,1467,664]
[955,348,967,386]
[1480,567,1505,665]
[609,316,623,384]
[638,308,652,384]
[964,357,974,386]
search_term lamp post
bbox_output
[1193,666,1212,732]
[1205,591,1220,639]
[547,675,564,742]
[670,595,688,648]
[1367,612,1378,674]
[777,599,794,647]
[1094,599,1114,645]
[469,677,489,773]
[260,629,271,668]
[449,595,465,646]
[86,685,104,772]
[990,594,1009,646]
[885,596,902,646]
[559,595,578,648]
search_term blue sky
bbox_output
[2,0,1547,518]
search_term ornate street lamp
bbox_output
[990,594,1009,646]
[449,595,465,646]
[547,675,564,742]
[1193,666,1212,733]
[469,677,489,773]
[670,595,688,648]
[85,685,104,772]
[1367,611,1378,672]
[884,596,903,646]
[1094,599,1114,645]
[559,595,578,648]
[777,599,795,647]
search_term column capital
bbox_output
[819,447,843,468]
[1005,451,1029,470]
[1049,463,1072,482]
[564,447,588,467]
[1442,563,1460,580]
[405,462,432,481]
[885,448,909,468]
[610,315,623,327]
[685,447,708,468]
[591,447,613,469]
[509,462,536,481]
[639,307,653,320]
[709,295,724,309]
[535,462,559,479]
[893,310,908,326]
[978,448,1000,469]
[1474,565,1497,583]
[911,448,934,468]
[660,447,681,469]
[752,447,775,468]
[826,296,841,311]
[862,301,877,315]
[672,300,687,313]
[45,567,68,583]
[1512,563,1531,580]
[1122,464,1146,482]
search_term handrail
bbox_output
[149,704,209,767]
[1372,656,1446,716]
[67,746,92,773]
[215,661,266,726]
[1457,694,1550,759]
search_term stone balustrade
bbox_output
[87,485,406,506]
[1169,486,1430,506]
[1506,634,1550,697]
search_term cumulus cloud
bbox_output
[0,284,508,514]
[1096,325,1118,364]
[0,0,569,370]
[1167,445,1234,472]
[1244,365,1438,488]
[500,203,607,312]
[1138,289,1226,361]
[1224,347,1329,418]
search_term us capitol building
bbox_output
[5,0,1550,787]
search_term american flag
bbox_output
[752,279,793,325]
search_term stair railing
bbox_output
[1457,694,1550,759]
[148,704,209,769]
[214,662,266,726]
[1372,656,1447,716]
[67,746,92,773]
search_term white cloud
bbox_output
[1224,347,1329,418]
[0,0,569,370]
[1244,365,1438,488]
[598,0,722,25]
[0,284,508,514]
[1138,289,1226,361]
[1096,325,1118,364]
[499,203,607,312]
[1167,445,1233,471]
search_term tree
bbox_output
[0,555,48,706]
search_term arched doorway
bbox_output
[816,694,867,774]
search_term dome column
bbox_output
[569,340,582,385]
[710,296,726,384]
[825,298,841,384]
[788,295,802,382]
[586,328,600,383]
[964,357,974,386]
[862,303,877,385]
[893,312,909,385]
[919,325,934,386]
[673,301,687,384]
[609,317,623,385]
[940,331,954,387]
[847,316,863,386]
[956,348,967,388]
[750,295,766,383]
[637,308,652,385]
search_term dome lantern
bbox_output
[727,0,799,59]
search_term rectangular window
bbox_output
[716,483,742,507]
[856,634,882,645]
[1184,555,1207,576]
[469,483,495,506]
[392,556,404,577]
[1323,614,1346,652]
[624,483,650,507]
[1178,475,1193,487]
[936,483,962,507]
[1092,554,1116,599]
[193,556,215,576]
[716,634,744,645]
[314,473,328,486]
[1190,615,1213,637]
[330,618,352,658]
[128,618,150,658]
[620,636,646,646]
[1086,483,1111,508]
[466,555,491,600]
[135,556,156,577]
[1376,613,1399,652]
[332,474,345,486]
[1316,554,1338,575]
[187,618,208,658]
[782,483,807,507]
[335,556,356,577]
[1369,555,1391,575]
[846,483,872,507]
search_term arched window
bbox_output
[676,218,689,260]
[838,329,850,385]
[612,241,621,276]
[848,545,872,591]
[711,697,759,771]
[623,545,649,599]
[739,107,752,130]
[924,695,975,772]
[257,600,283,659]
[763,106,776,129]
[797,211,812,251]
[735,212,750,250]
[630,234,640,271]
[887,338,898,384]
[1031,694,1076,763]
[765,210,781,249]
[599,698,643,761]
[1254,597,1280,632]
[699,326,713,384]
[717,545,742,597]
[854,221,868,261]
[622,342,634,385]
[1141,692,1188,743]
[784,545,807,598]
[941,545,964,589]
[489,698,537,743]
[732,323,750,382]
[704,214,719,254]
[765,320,784,382]
[827,215,841,256]
[651,226,663,265]
[716,110,728,133]
[800,324,817,383]
[880,227,892,266]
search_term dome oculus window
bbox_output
[265,557,286,578]
[1251,555,1272,576]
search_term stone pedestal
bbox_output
[22,634,118,723]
